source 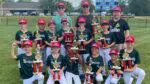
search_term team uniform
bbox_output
[15,30,33,55]
[45,31,58,57]
[120,49,145,84]
[46,55,67,84]
[86,55,104,83]
[99,32,116,65]
[16,53,44,84]
[64,55,81,84]
[105,60,123,84]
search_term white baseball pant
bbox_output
[65,71,81,84]
[23,73,44,84]
[123,67,145,84]
[99,48,111,65]
[105,75,120,84]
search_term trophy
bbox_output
[20,31,28,47]
[98,37,108,48]
[92,16,102,42]
[85,58,94,84]
[111,59,122,77]
[52,58,61,81]
[35,25,43,47]
[121,49,134,71]
[78,31,86,52]
[63,26,74,43]
[70,40,79,60]
[33,44,43,74]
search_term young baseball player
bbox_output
[98,20,116,65]
[45,20,57,57]
[57,18,73,56]
[11,40,44,84]
[120,35,145,84]
[14,18,33,55]
[33,18,47,74]
[64,43,82,84]
[86,43,104,83]
[75,16,94,80]
[105,49,123,84]
[46,41,67,84]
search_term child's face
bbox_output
[111,55,118,61]
[113,11,122,20]
[79,23,85,28]
[62,22,68,28]
[126,42,134,48]
[52,47,60,53]
[92,47,99,55]
[19,24,27,30]
[101,24,109,31]
[38,25,45,31]
[23,45,32,53]
[49,24,55,31]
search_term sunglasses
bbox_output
[82,6,89,8]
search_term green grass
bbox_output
[0,16,150,84]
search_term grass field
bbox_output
[0,16,150,84]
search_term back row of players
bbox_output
[11,3,145,84]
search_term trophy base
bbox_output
[86,71,94,75]
[71,47,78,50]
[33,72,42,75]
[54,69,60,72]
[79,40,85,42]
[92,23,99,26]
[35,38,42,40]
[33,60,42,63]
[71,57,79,60]
[21,39,29,41]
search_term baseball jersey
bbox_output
[109,19,130,44]
[119,49,141,65]
[45,31,58,46]
[75,14,99,33]
[101,32,116,45]
[16,53,36,79]
[15,30,33,47]
[46,55,65,69]
[76,29,93,54]
[86,56,104,72]
[52,14,73,32]
[57,29,74,45]
[33,30,47,45]
[64,56,80,75]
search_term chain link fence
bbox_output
[0,16,150,28]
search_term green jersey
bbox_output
[86,56,104,72]
[16,53,35,79]
[120,48,141,65]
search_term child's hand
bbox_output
[83,41,88,45]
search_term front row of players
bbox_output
[11,34,145,84]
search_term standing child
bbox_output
[98,20,116,65]
[11,40,44,84]
[14,18,33,55]
[45,20,57,57]
[120,35,145,84]
[33,18,47,74]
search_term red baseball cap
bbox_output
[101,20,109,25]
[23,40,33,47]
[109,49,119,56]
[78,17,86,23]
[61,18,68,23]
[18,18,27,24]
[48,20,56,26]
[56,1,65,8]
[125,35,135,43]
[92,43,99,49]
[82,1,90,7]
[51,41,61,48]
[113,6,122,12]
[37,18,46,25]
